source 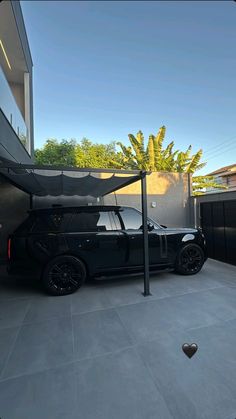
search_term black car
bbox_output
[7,205,207,295]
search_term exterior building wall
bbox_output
[103,172,192,228]
[0,1,34,263]
[0,175,30,262]
[0,1,34,160]
[33,195,97,209]
[0,109,31,163]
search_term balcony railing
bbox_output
[0,65,29,152]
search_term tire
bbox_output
[42,255,86,296]
[175,244,205,275]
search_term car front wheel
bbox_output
[175,244,205,275]
[42,255,86,296]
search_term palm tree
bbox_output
[115,126,226,195]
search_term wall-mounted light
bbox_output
[0,39,11,70]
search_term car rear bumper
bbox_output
[7,261,40,277]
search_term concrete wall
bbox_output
[103,172,192,228]
[191,190,236,228]
[0,175,30,263]
[33,195,97,209]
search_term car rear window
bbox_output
[31,212,72,233]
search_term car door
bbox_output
[117,207,167,267]
[27,210,69,264]
[65,209,126,272]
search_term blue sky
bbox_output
[21,1,236,174]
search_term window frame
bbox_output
[117,207,162,231]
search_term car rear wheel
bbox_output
[175,244,204,275]
[42,255,86,296]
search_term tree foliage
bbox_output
[35,138,124,169]
[192,176,227,195]
[75,138,123,169]
[34,139,77,166]
[115,126,226,195]
[116,126,205,173]
[34,129,226,196]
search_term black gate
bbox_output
[200,200,236,266]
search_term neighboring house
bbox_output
[0,0,34,262]
[206,163,236,192]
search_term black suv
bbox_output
[7,205,207,295]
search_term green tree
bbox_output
[34,133,227,196]
[192,176,227,195]
[34,138,124,169]
[75,138,123,169]
[34,139,77,166]
[115,126,226,195]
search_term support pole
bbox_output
[141,171,151,296]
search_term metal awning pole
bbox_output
[141,171,151,296]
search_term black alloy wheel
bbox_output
[175,244,204,275]
[42,255,86,295]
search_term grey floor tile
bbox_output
[71,283,112,314]
[204,260,236,287]
[24,294,71,323]
[177,286,236,325]
[188,319,236,388]
[203,286,236,321]
[0,271,42,301]
[72,309,132,360]
[117,297,194,344]
[75,347,173,419]
[0,363,77,419]
[0,327,19,376]
[117,293,219,345]
[2,316,74,379]
[149,268,224,297]
[137,328,236,419]
[223,411,236,419]
[167,289,232,328]
[102,275,168,307]
[0,299,31,330]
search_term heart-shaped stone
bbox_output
[182,343,198,359]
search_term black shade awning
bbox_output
[0,164,144,197]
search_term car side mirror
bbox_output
[139,223,154,231]
[148,223,154,231]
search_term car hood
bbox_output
[163,227,199,234]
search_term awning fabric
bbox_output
[0,166,142,197]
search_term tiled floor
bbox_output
[0,259,236,419]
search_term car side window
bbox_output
[31,212,72,233]
[119,208,143,230]
[68,211,113,232]
[118,208,161,230]
[111,211,122,230]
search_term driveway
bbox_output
[0,259,236,419]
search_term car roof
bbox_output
[28,205,128,214]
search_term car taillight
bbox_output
[7,238,11,260]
